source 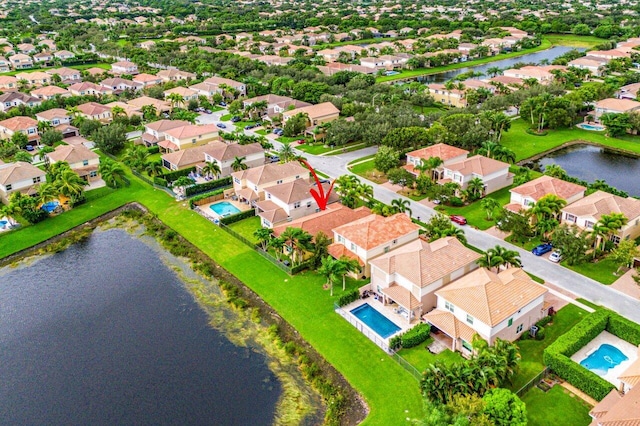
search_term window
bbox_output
[192,138,196,143]
[585,220,595,229]
[267,193,271,199]
[516,324,523,333]
[508,318,513,327]
[234,178,240,184]
[6,184,12,191]
[445,301,454,313]
[610,235,621,244]
[466,314,473,325]
[83,160,89,166]
[306,201,311,208]
[461,340,473,352]
[294,201,301,209]
[565,213,576,223]
[337,235,343,243]
[90,171,97,177]
[350,243,356,251]
[384,246,390,253]
[392,239,397,244]
[276,180,283,184]
[33,176,41,183]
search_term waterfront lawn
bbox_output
[509,304,587,392]
[502,119,640,161]
[545,33,603,48]
[521,385,593,426]
[563,256,620,285]
[228,216,261,244]
[398,343,463,372]
[440,186,513,230]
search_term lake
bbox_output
[0,228,282,425]
[531,144,640,196]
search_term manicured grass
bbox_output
[296,143,332,155]
[440,186,513,230]
[227,216,261,244]
[576,298,602,310]
[220,114,232,121]
[377,39,552,83]
[521,385,593,426]
[255,129,269,136]
[563,256,620,285]
[509,304,588,391]
[505,234,544,251]
[0,171,424,424]
[502,119,640,162]
[210,106,225,112]
[276,136,302,144]
[236,120,259,128]
[0,62,110,77]
[398,342,464,372]
[349,159,387,183]
[546,33,604,48]
[348,154,376,166]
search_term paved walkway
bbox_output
[559,382,597,406]
[611,269,640,300]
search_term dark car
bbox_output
[219,101,227,107]
[216,123,226,129]
[244,124,255,130]
[205,109,212,114]
[231,116,241,122]
[532,243,553,256]
[449,215,467,225]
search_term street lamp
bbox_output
[371,93,380,107]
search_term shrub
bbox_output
[400,323,432,348]
[185,176,232,196]
[291,261,312,275]
[390,335,402,350]
[448,196,464,207]
[163,167,196,183]
[607,312,640,345]
[337,289,359,307]
[153,177,168,187]
[188,188,225,208]
[220,209,256,225]
[535,326,545,340]
[147,146,160,154]
[536,316,552,328]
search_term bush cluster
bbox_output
[163,167,196,183]
[147,146,160,154]
[337,289,359,307]
[220,209,256,225]
[391,323,432,350]
[188,188,226,208]
[185,176,232,196]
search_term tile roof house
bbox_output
[593,98,640,123]
[33,52,53,63]
[156,68,196,82]
[141,119,190,147]
[163,87,199,105]
[440,155,513,195]
[75,102,112,123]
[568,56,609,77]
[0,92,41,112]
[0,76,18,91]
[200,141,264,177]
[133,73,163,87]
[328,213,421,277]
[256,179,338,228]
[159,124,220,152]
[9,53,33,70]
[110,61,139,75]
[427,83,467,108]
[404,143,469,177]
[0,161,46,204]
[616,82,640,100]
[369,237,482,323]
[503,65,562,83]
[561,190,640,243]
[0,59,11,73]
[30,85,71,100]
[35,108,71,126]
[425,267,547,356]
[53,50,75,60]
[127,96,171,113]
[68,82,111,97]
[272,205,372,241]
[46,67,82,83]
[15,71,52,86]
[189,76,246,97]
[281,102,340,127]
[45,144,100,182]
[232,162,310,204]
[242,94,311,120]
[0,116,39,142]
[505,175,586,213]
[160,144,211,171]
[99,77,144,92]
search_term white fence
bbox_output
[335,305,391,353]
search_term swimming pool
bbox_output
[209,201,241,217]
[580,343,628,374]
[350,303,401,339]
[577,123,605,131]
[41,200,60,213]
[0,220,7,228]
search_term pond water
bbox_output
[414,46,583,83]
[0,228,281,425]
[530,144,640,196]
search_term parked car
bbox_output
[549,251,563,263]
[532,243,553,256]
[231,116,241,122]
[195,107,204,112]
[269,155,280,163]
[25,145,34,152]
[219,101,227,107]
[205,109,212,114]
[272,128,283,135]
[244,124,255,130]
[216,123,226,129]
[449,215,467,225]
[296,139,306,145]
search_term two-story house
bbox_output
[189,76,246,98]
[0,92,41,112]
[127,96,171,114]
[110,61,139,75]
[427,83,467,108]
[159,124,220,152]
[133,73,163,87]
[242,94,311,120]
[256,179,338,228]
[369,237,482,323]
[440,155,512,195]
[561,190,640,243]
[163,87,199,105]
[328,213,421,277]
[67,82,112,97]
[0,116,39,143]
[35,108,71,126]
[0,161,47,204]
[593,98,640,123]
[141,119,190,147]
[404,143,469,178]
[232,162,309,205]
[200,142,264,177]
[567,56,609,77]
[45,144,101,183]
[156,69,196,82]
[8,53,33,70]
[76,102,113,122]
[0,76,18,91]
[281,102,340,128]
[46,67,82,84]
[424,267,548,356]
[506,175,586,213]
[99,77,144,93]
[15,71,52,87]
[30,85,71,100]
[272,205,372,241]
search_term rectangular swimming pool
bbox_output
[209,201,241,217]
[350,303,401,339]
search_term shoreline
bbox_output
[517,139,640,166]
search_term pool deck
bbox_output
[570,330,638,388]
[344,297,420,337]
[200,199,252,220]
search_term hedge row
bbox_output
[337,289,359,307]
[607,312,640,345]
[153,177,168,187]
[163,167,196,183]
[188,188,226,208]
[220,209,256,225]
[147,146,160,154]
[291,260,313,275]
[390,323,432,350]
[185,176,232,197]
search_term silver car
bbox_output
[549,251,562,263]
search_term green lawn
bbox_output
[349,159,388,183]
[563,256,621,285]
[509,304,588,391]
[255,129,269,136]
[348,154,376,166]
[0,170,424,424]
[276,136,302,144]
[505,234,544,251]
[545,33,604,48]
[521,385,592,426]
[441,186,513,230]
[227,216,261,244]
[220,114,233,121]
[502,119,640,162]
[0,62,110,77]
[397,341,463,372]
[377,39,552,83]
[296,143,333,155]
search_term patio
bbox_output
[199,198,252,220]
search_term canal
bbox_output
[0,228,284,425]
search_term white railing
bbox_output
[335,305,391,353]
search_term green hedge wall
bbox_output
[188,188,226,208]
[607,312,640,345]
[185,176,232,196]
[163,167,196,183]
[337,289,359,307]
[147,146,160,154]
[400,323,432,348]
[220,209,256,225]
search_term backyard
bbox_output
[521,385,593,426]
[397,340,463,372]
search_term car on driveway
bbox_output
[296,139,306,144]
[549,251,563,263]
[219,101,227,107]
[216,123,226,129]
[532,243,553,256]
[231,116,241,122]
[205,109,212,114]
[244,124,255,130]
[268,155,280,163]
[449,215,467,225]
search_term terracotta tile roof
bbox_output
[592,385,640,426]
[133,73,161,83]
[127,96,170,110]
[163,86,198,97]
[273,205,372,240]
[0,116,37,131]
[0,76,18,85]
[77,102,111,116]
[258,206,288,224]
[406,143,469,163]
[46,144,99,164]
[283,102,339,120]
[0,92,40,104]
[164,124,219,140]
[202,141,263,162]
[382,284,422,310]
[161,144,209,167]
[68,82,105,93]
[145,119,190,132]
[489,75,524,86]
[435,267,547,326]
[591,389,623,419]
[369,237,481,288]
[423,309,477,343]
[232,162,309,187]
[327,243,364,266]
[562,191,640,222]
[202,76,244,88]
[618,346,640,388]
[111,61,137,68]
[46,67,80,77]
[157,140,179,151]
[444,155,510,177]
[332,213,420,251]
[0,161,45,185]
[595,98,640,112]
[264,179,337,205]
[510,175,586,202]
[63,136,90,146]
[31,86,70,97]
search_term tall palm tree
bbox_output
[339,257,361,290]
[99,158,126,188]
[122,145,149,171]
[167,93,185,109]
[530,194,567,222]
[37,120,52,134]
[466,177,485,200]
[141,104,158,120]
[111,105,126,119]
[318,256,342,296]
[55,168,86,198]
[278,144,295,163]
[481,198,500,220]
[269,236,284,261]
[201,161,221,179]
[253,228,273,251]
[478,245,522,271]
[594,213,628,251]
[231,156,247,171]
[36,182,59,206]
[415,156,443,180]
[390,198,412,217]
[280,227,300,263]
[144,161,164,177]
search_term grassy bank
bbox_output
[377,39,552,83]
[545,33,604,48]
[0,62,110,77]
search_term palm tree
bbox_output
[390,198,412,217]
[415,156,443,180]
[481,198,500,220]
[122,145,149,171]
[144,161,163,177]
[201,161,221,179]
[167,93,185,109]
[99,158,126,188]
[338,257,361,290]
[530,194,566,223]
[39,145,55,169]
[478,245,522,271]
[253,227,273,250]
[318,256,342,296]
[0,203,19,227]
[278,144,295,163]
[231,156,247,171]
[594,213,628,251]
[269,236,284,261]
[173,176,194,197]
[141,104,158,120]
[487,66,502,77]
[466,177,485,200]
[54,168,86,198]
[37,182,59,206]
[37,120,52,134]
[111,105,126,119]
[280,227,300,263]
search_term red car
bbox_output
[449,215,467,225]
[296,139,306,145]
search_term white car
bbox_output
[549,251,562,263]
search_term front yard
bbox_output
[349,158,387,184]
[564,256,621,285]
[521,385,592,426]
[440,186,513,231]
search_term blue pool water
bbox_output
[350,303,401,338]
[577,123,605,131]
[580,344,628,374]
[0,220,7,227]
[41,200,60,213]
[209,201,241,217]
